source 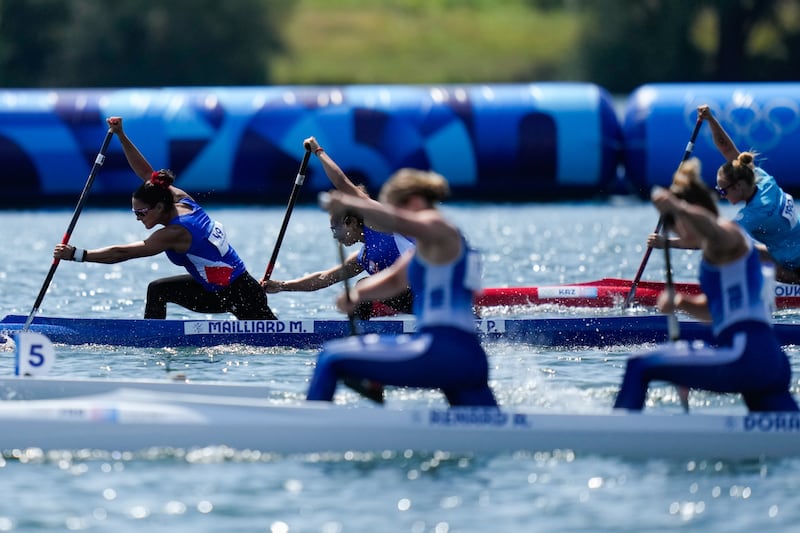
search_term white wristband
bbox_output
[73,248,86,262]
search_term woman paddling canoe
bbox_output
[307,168,497,406]
[262,137,415,318]
[615,168,798,412]
[650,104,800,284]
[53,117,276,320]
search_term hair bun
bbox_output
[149,169,175,189]
[738,152,755,167]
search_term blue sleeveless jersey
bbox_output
[735,168,800,269]
[358,226,415,275]
[615,233,797,413]
[698,236,772,336]
[164,199,246,292]
[407,235,481,332]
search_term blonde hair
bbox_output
[378,168,450,206]
[669,156,718,217]
[719,151,758,187]
[673,157,702,183]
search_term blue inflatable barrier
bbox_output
[623,82,800,195]
[0,84,622,206]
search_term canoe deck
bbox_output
[0,387,796,460]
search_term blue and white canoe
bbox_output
[2,313,800,348]
[0,387,797,460]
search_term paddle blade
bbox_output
[762,262,777,314]
[343,376,385,404]
[678,386,690,413]
[14,331,56,376]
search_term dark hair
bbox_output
[133,169,176,207]
[333,210,364,227]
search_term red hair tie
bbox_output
[149,170,169,189]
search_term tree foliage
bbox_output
[0,0,291,87]
[2,0,800,90]
[0,0,69,86]
[575,0,800,92]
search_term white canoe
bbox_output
[0,387,798,460]
[0,376,271,401]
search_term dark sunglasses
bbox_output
[715,182,735,197]
[330,215,355,232]
[132,206,152,218]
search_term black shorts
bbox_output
[144,271,276,320]
[353,287,414,319]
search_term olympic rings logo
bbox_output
[684,94,800,153]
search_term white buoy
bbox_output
[13,331,55,376]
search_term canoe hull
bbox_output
[4,313,800,348]
[476,278,800,309]
[0,389,797,460]
[0,376,271,401]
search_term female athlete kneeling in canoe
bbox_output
[307,168,497,407]
[615,170,798,412]
[53,117,275,320]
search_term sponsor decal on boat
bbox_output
[775,283,800,297]
[184,320,312,335]
[537,286,599,299]
[476,319,506,333]
[53,407,119,423]
[401,319,507,334]
[428,409,530,428]
[743,412,800,432]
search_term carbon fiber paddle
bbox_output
[624,117,703,309]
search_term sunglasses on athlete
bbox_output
[714,182,735,197]
[132,206,151,218]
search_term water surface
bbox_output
[0,201,798,532]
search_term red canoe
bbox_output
[475,277,800,309]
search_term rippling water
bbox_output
[1,201,799,532]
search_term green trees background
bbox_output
[0,0,291,87]
[1,0,799,92]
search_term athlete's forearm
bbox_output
[705,115,740,161]
[675,293,712,322]
[115,131,154,181]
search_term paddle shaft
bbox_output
[663,224,689,411]
[662,229,680,342]
[263,150,312,281]
[338,242,358,336]
[23,129,114,331]
[623,118,703,309]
